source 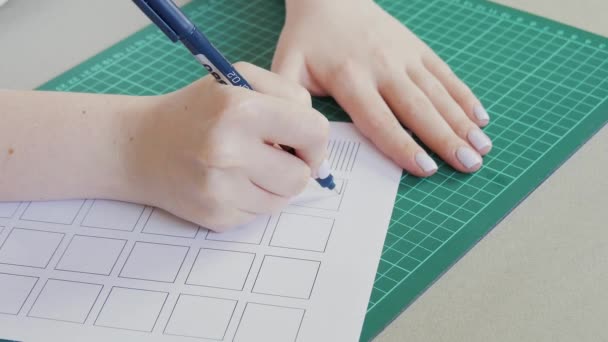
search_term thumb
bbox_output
[271,47,304,83]
[234,61,312,107]
[271,49,327,97]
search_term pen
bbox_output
[132,0,337,192]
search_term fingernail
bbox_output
[474,105,490,124]
[415,152,438,173]
[456,146,482,170]
[468,129,492,154]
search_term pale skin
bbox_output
[0,0,492,231]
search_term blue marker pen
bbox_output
[132,0,337,192]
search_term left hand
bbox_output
[273,0,492,177]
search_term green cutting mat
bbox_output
[35,0,608,340]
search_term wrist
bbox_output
[81,94,155,205]
[113,94,169,207]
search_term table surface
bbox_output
[0,1,606,341]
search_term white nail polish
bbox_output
[468,129,492,153]
[474,105,490,124]
[456,147,482,170]
[415,152,438,173]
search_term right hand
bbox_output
[129,62,329,232]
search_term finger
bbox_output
[408,67,492,155]
[422,52,490,126]
[271,49,305,83]
[328,71,438,176]
[248,95,329,173]
[247,143,311,197]
[208,210,258,233]
[380,71,482,173]
[271,50,326,96]
[234,61,311,106]
[237,177,290,215]
[182,204,256,233]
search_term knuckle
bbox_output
[213,87,243,118]
[364,112,393,134]
[291,86,312,106]
[332,59,359,86]
[373,49,395,69]
[218,90,259,125]
[202,140,239,169]
[444,66,458,81]
[198,171,224,199]
[220,88,247,113]
[426,80,446,96]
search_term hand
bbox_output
[273,0,492,177]
[131,62,329,231]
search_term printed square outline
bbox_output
[292,179,347,212]
[205,216,271,245]
[163,293,238,340]
[27,278,103,324]
[20,200,85,225]
[141,208,201,239]
[0,202,20,219]
[94,286,169,333]
[54,234,128,276]
[251,255,321,300]
[118,241,190,283]
[185,248,256,291]
[269,213,335,253]
[0,272,39,315]
[0,227,65,269]
[195,228,209,239]
[80,200,145,232]
[233,302,306,342]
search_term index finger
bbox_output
[247,93,330,173]
[327,72,437,177]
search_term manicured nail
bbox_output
[468,129,492,154]
[415,152,438,173]
[474,105,490,124]
[456,146,482,170]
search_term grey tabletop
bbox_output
[0,1,606,341]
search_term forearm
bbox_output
[0,90,148,202]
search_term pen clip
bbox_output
[132,0,180,42]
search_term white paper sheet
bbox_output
[0,122,401,342]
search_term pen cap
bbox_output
[132,0,194,42]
